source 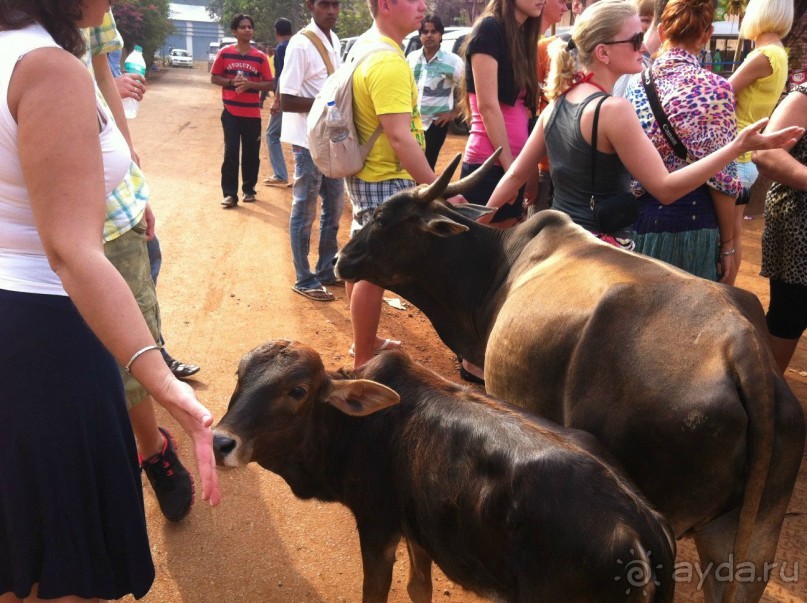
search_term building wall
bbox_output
[165,3,223,60]
[165,20,222,59]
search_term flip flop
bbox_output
[459,366,485,385]
[348,338,402,357]
[292,287,335,302]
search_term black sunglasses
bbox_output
[602,32,644,52]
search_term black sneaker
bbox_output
[162,349,200,380]
[141,427,195,522]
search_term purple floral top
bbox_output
[626,47,743,198]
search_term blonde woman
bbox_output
[486,0,801,260]
[727,0,793,283]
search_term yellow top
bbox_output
[735,45,788,163]
[350,31,425,182]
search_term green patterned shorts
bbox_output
[104,219,161,408]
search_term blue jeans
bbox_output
[289,146,345,290]
[265,111,288,181]
[146,236,162,285]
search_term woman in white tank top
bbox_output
[0,2,220,600]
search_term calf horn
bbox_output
[412,154,463,204]
[442,147,502,198]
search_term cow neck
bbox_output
[396,212,509,368]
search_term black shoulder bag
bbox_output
[640,68,688,161]
[588,95,639,234]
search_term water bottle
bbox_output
[122,45,147,119]
[325,100,348,143]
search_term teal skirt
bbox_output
[634,186,720,281]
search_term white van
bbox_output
[208,41,220,71]
[209,37,257,70]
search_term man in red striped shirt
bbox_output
[211,14,274,208]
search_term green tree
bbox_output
[334,0,373,38]
[114,0,174,70]
[207,0,307,43]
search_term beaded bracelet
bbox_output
[124,344,161,374]
[720,248,736,257]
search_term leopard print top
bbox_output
[761,85,807,286]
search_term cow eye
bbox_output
[289,385,307,400]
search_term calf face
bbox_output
[213,339,399,470]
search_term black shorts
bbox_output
[461,161,524,223]
[767,278,807,340]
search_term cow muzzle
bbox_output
[213,430,249,467]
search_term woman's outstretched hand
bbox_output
[155,377,222,507]
[737,117,804,154]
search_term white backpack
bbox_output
[306,40,397,178]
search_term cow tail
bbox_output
[624,536,657,603]
[720,336,776,603]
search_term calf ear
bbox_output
[424,215,469,237]
[324,379,400,417]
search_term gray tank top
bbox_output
[545,92,631,232]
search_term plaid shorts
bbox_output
[345,176,415,237]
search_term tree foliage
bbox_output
[207,0,307,43]
[113,0,174,69]
[203,0,486,43]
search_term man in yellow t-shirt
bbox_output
[345,0,435,368]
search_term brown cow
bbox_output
[334,154,806,603]
[213,340,676,603]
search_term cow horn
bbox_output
[442,147,502,198]
[413,154,462,204]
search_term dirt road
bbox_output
[122,64,806,603]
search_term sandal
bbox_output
[221,196,237,209]
[459,366,485,385]
[321,277,345,286]
[348,338,402,357]
[292,286,335,302]
[243,192,257,203]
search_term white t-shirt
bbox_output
[279,21,341,149]
[0,24,130,295]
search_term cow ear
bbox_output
[424,215,469,237]
[324,379,400,417]
[449,202,496,221]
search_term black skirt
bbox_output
[0,289,154,599]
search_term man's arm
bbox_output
[92,53,136,158]
[211,73,231,87]
[280,93,313,113]
[235,78,274,93]
[377,112,436,184]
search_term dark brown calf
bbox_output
[213,340,675,602]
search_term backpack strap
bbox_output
[302,29,335,75]
[344,40,399,149]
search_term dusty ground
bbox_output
[121,64,806,602]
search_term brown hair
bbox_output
[658,0,713,51]
[636,0,655,17]
[458,0,541,119]
[0,0,86,57]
